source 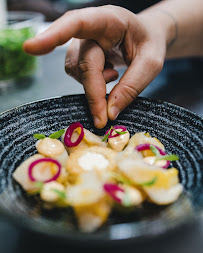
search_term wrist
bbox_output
[137,8,177,54]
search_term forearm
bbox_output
[139,0,203,58]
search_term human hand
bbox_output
[24,5,173,128]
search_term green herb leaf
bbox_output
[156,154,179,161]
[34,181,44,189]
[51,189,66,200]
[28,181,44,195]
[121,191,132,207]
[114,129,127,135]
[138,177,157,187]
[102,127,113,142]
[33,134,46,140]
[102,126,127,142]
[49,129,65,139]
[102,132,110,142]
[150,145,160,156]
[111,172,133,186]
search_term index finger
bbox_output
[23,7,108,55]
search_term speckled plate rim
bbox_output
[0,94,202,244]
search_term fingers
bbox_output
[103,67,119,83]
[66,39,108,129]
[23,7,110,55]
[65,39,119,84]
[107,53,164,120]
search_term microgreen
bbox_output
[33,134,46,140]
[111,172,133,186]
[121,191,132,207]
[102,126,127,142]
[138,177,157,187]
[102,131,111,142]
[114,129,127,135]
[49,129,65,139]
[150,145,160,156]
[51,189,66,200]
[34,181,44,189]
[28,181,44,195]
[155,154,179,162]
[33,129,65,140]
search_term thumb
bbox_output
[107,54,163,120]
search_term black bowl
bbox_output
[0,95,202,244]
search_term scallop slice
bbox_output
[12,154,44,192]
[83,128,107,147]
[66,170,112,232]
[66,170,106,206]
[108,129,130,152]
[143,156,168,168]
[144,184,183,205]
[66,146,117,183]
[62,127,107,155]
[119,184,145,206]
[74,197,112,232]
[124,132,165,156]
[36,137,69,167]
[118,158,179,189]
[40,181,66,203]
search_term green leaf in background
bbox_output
[0,27,36,80]
[33,133,46,140]
[49,129,65,139]
[150,145,160,156]
[156,154,179,161]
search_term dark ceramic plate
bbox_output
[0,95,203,244]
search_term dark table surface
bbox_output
[0,47,203,253]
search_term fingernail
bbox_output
[94,116,101,127]
[110,105,120,120]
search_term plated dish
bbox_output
[12,122,182,232]
[0,95,202,243]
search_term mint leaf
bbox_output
[33,134,46,140]
[139,177,157,187]
[150,145,160,156]
[49,129,65,139]
[156,154,179,161]
[51,189,66,200]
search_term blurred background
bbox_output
[0,1,203,253]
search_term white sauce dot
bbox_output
[78,152,109,171]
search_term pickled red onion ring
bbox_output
[104,125,127,139]
[103,183,124,203]
[28,158,61,183]
[64,122,84,147]
[135,143,170,168]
